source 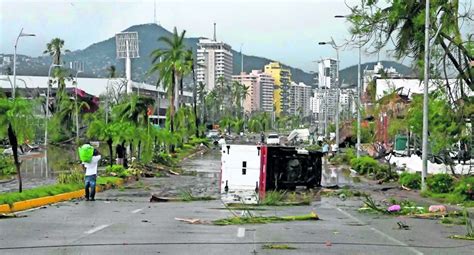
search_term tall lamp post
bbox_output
[335,14,362,158]
[318,38,341,150]
[74,69,83,144]
[421,4,445,191]
[13,28,35,99]
[44,64,62,147]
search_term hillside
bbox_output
[3,23,315,86]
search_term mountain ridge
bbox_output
[1,23,413,88]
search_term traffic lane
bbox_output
[0,199,151,250]
[1,199,425,255]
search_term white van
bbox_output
[266,133,280,145]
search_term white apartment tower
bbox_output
[196,38,233,91]
[289,82,312,117]
[318,58,338,88]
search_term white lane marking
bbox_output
[237,227,246,238]
[131,208,144,214]
[84,224,109,235]
[336,207,423,255]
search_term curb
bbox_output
[0,179,125,214]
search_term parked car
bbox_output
[266,133,280,145]
[206,130,220,139]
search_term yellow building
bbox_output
[264,62,291,116]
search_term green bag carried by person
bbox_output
[79,144,94,163]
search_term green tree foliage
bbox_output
[348,0,473,90]
[407,93,461,155]
[0,98,35,192]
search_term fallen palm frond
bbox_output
[360,194,388,214]
[262,244,297,250]
[178,189,215,202]
[212,212,319,226]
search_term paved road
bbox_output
[1,151,473,254]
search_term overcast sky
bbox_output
[0,0,401,72]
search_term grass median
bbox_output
[0,176,122,206]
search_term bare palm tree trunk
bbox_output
[192,65,199,138]
[8,124,22,192]
[107,138,113,167]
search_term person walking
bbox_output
[82,148,101,201]
[322,141,329,156]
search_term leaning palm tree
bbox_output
[43,38,70,65]
[149,27,188,133]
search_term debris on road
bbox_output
[388,205,401,212]
[0,213,27,219]
[429,205,447,213]
[149,195,179,202]
[262,244,297,250]
[397,221,410,230]
[174,217,207,224]
[212,212,319,225]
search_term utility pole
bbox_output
[357,35,362,158]
[421,2,446,191]
[13,28,35,99]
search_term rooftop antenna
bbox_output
[213,22,216,41]
[153,0,158,25]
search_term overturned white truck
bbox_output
[220,144,323,203]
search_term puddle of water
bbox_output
[321,167,354,186]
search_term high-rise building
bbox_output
[264,62,291,116]
[289,82,312,117]
[318,58,338,88]
[196,38,233,91]
[232,70,275,114]
[310,88,338,135]
[339,88,355,120]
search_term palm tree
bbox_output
[197,81,207,134]
[87,118,116,167]
[0,98,35,192]
[149,27,189,133]
[107,65,117,79]
[43,38,70,65]
[114,95,154,127]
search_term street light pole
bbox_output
[13,28,35,99]
[318,38,341,150]
[44,64,62,147]
[74,70,83,144]
[421,3,446,191]
[335,14,361,158]
[357,35,362,158]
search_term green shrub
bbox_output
[189,137,209,147]
[305,144,321,152]
[453,177,474,197]
[0,155,15,176]
[183,144,194,150]
[105,164,130,178]
[57,170,84,184]
[374,164,399,181]
[427,174,454,193]
[152,152,175,166]
[332,148,356,165]
[350,156,379,175]
[399,172,421,189]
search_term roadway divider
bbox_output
[0,178,125,214]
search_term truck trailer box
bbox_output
[220,144,322,203]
